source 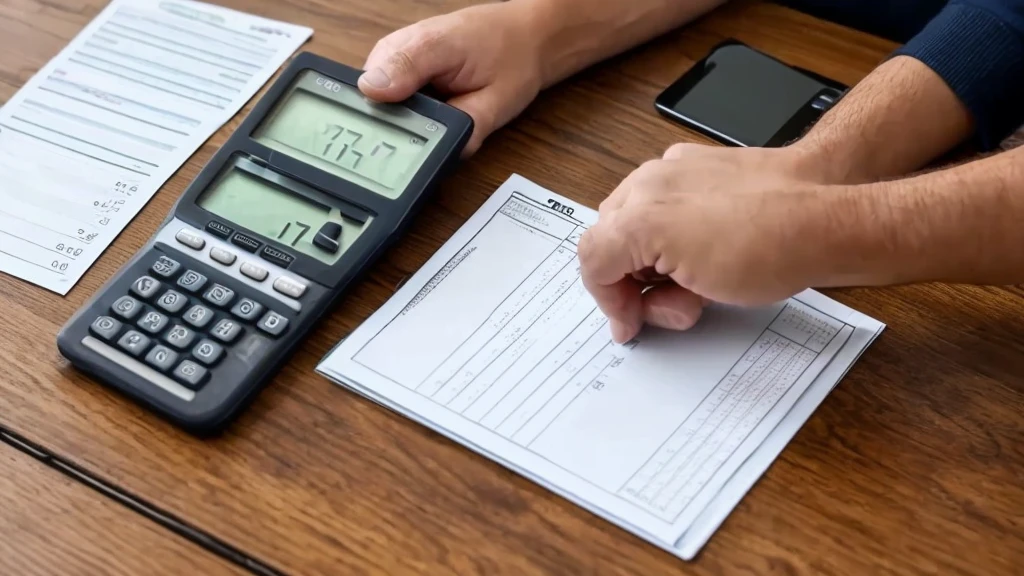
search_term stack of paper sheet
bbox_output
[0,0,311,294]
[317,174,885,560]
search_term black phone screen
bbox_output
[656,42,845,147]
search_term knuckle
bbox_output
[637,158,662,173]
[385,48,418,76]
[576,229,598,267]
[631,163,670,198]
[616,205,648,240]
[663,143,691,159]
[408,27,444,54]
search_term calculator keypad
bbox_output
[85,254,294,393]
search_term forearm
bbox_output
[812,145,1024,288]
[512,0,727,88]
[790,0,1024,185]
[789,55,973,185]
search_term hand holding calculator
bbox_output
[57,53,473,435]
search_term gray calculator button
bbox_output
[90,316,122,341]
[256,311,289,337]
[111,296,142,320]
[210,247,237,266]
[117,330,151,357]
[151,256,181,278]
[164,325,196,350]
[231,298,264,321]
[176,270,207,293]
[144,345,179,372]
[131,276,162,300]
[137,310,169,334]
[192,339,224,366]
[175,228,205,250]
[173,360,208,388]
[156,290,188,314]
[203,283,235,308]
[182,304,214,329]
[210,319,242,343]
[240,261,268,282]
[272,275,307,299]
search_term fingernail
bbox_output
[361,67,391,89]
[610,319,637,344]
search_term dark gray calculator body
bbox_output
[57,52,472,435]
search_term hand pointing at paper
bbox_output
[577,143,845,344]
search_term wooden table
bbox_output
[2,0,1022,574]
[0,437,243,576]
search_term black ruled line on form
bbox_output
[38,87,190,136]
[0,124,151,176]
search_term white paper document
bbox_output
[316,174,885,560]
[0,0,312,294]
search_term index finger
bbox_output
[577,215,644,343]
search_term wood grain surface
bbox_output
[0,439,243,576]
[1,0,1023,574]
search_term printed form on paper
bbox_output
[316,174,885,560]
[0,0,312,294]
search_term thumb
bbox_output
[358,33,461,102]
[445,87,506,156]
[642,283,706,332]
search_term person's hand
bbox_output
[578,143,840,343]
[358,3,545,155]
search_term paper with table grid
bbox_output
[0,0,311,295]
[316,174,885,559]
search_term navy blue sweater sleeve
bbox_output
[892,0,1024,150]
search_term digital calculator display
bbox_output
[198,168,344,264]
[253,71,447,199]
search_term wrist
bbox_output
[800,180,929,289]
[785,182,900,289]
[506,0,587,88]
[509,0,725,89]
[783,136,858,185]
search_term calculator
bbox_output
[56,52,473,435]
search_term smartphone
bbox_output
[654,39,848,147]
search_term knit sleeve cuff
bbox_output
[892,1,1024,150]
